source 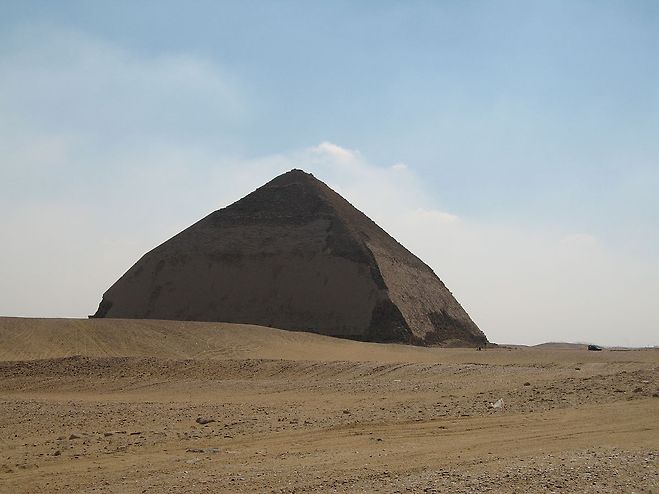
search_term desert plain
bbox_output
[0,317,657,493]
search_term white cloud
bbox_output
[311,141,358,162]
[384,212,658,347]
[0,26,245,150]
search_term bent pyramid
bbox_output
[93,169,487,346]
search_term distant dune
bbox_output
[532,342,588,349]
[0,316,460,363]
[2,317,655,366]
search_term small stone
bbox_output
[196,417,216,425]
[53,450,61,456]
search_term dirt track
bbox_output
[0,317,657,492]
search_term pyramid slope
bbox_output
[93,169,487,346]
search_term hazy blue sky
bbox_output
[1,1,657,345]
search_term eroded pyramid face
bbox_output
[93,169,487,347]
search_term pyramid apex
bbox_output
[288,168,311,174]
[278,168,315,179]
[264,168,321,189]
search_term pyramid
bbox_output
[93,169,487,346]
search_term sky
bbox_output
[1,1,657,346]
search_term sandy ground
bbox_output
[0,317,657,493]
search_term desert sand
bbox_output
[1,317,657,493]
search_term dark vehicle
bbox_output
[587,344,603,351]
